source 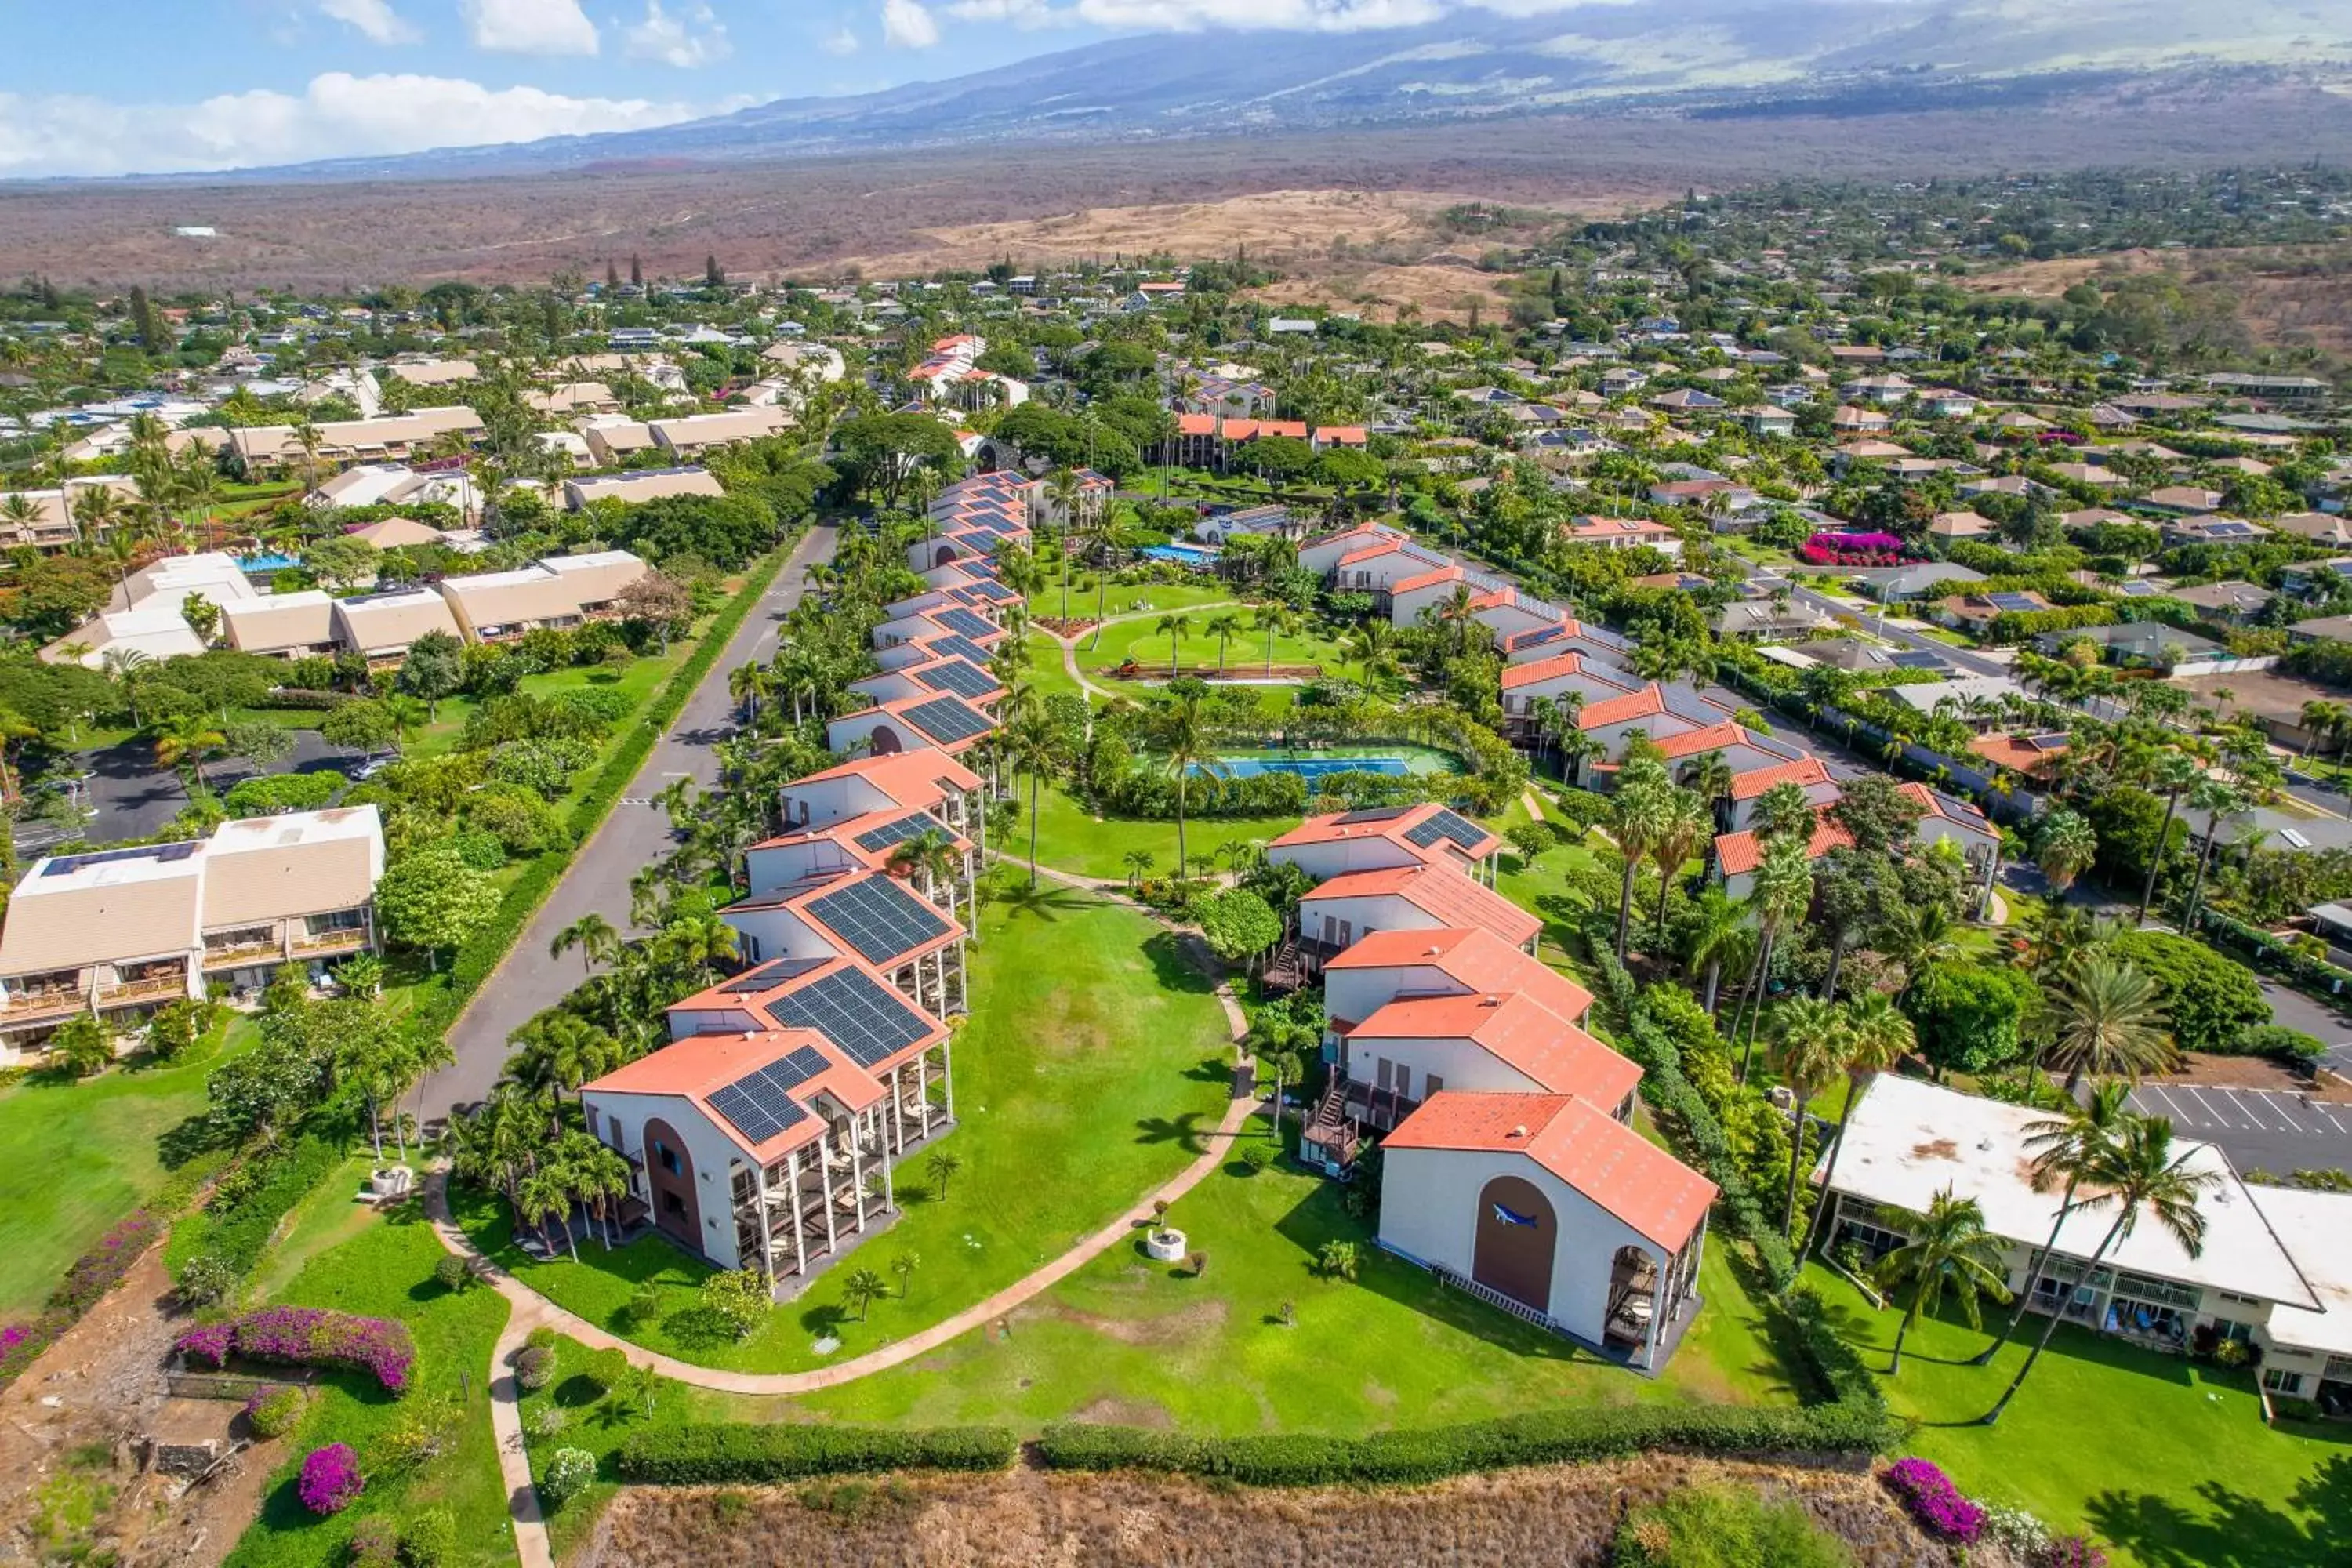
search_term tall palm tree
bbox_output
[1767,997,1850,1240]
[2177,778,2249,932]
[1871,1186,2011,1377]
[2042,953,2175,1092]
[1684,747,1736,825]
[566,1135,635,1249]
[1149,694,1210,885]
[1202,611,1244,675]
[1154,612,1191,677]
[1252,603,1296,676]
[1346,617,1394,686]
[1881,901,1964,999]
[550,912,620,977]
[889,826,973,936]
[2136,750,2203,922]
[1608,764,1677,961]
[1733,836,1816,1080]
[1648,787,1714,948]
[1807,992,1915,1259]
[1980,1116,2219,1423]
[1002,710,1065,890]
[728,661,771,724]
[1679,885,1748,1014]
[2033,808,2097,896]
[153,711,227,792]
[1973,1082,2132,1365]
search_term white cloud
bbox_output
[319,0,420,44]
[459,0,600,55]
[946,0,1640,28]
[0,73,703,177]
[822,26,862,54]
[624,0,731,66]
[881,0,942,48]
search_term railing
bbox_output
[1432,1266,1564,1336]
[292,929,367,956]
[0,989,86,1021]
[203,942,281,969]
[100,975,187,1004]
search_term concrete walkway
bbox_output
[1047,600,1241,704]
[483,1306,557,1568]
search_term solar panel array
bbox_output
[923,633,993,666]
[914,659,1000,701]
[45,840,201,877]
[2204,521,2256,539]
[2026,733,2071,753]
[1986,592,2041,612]
[707,1043,829,1145]
[962,579,1018,602]
[1405,808,1490,853]
[851,814,936,855]
[1515,624,1567,649]
[807,875,951,964]
[1335,805,1415,826]
[2116,581,2159,597]
[721,956,828,993]
[766,967,932,1068]
[933,607,998,639]
[901,695,993,745]
[1889,650,1949,670]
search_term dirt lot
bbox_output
[1965,243,2352,360]
[579,1457,1955,1568]
[0,1246,281,1568]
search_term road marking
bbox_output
[2318,1104,2352,1134]
[2139,1083,2194,1125]
[2183,1086,2237,1128]
[2256,1091,2307,1134]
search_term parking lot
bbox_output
[2125,1081,2352,1178]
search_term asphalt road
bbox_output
[417,527,837,1123]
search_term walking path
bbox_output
[483,1309,556,1568]
[1047,600,1241,704]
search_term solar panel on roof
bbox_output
[708,1043,831,1145]
[900,695,993,745]
[720,956,828,994]
[2116,581,2158,597]
[1516,624,1566,648]
[2026,733,2071,752]
[851,814,938,855]
[44,840,201,877]
[914,659,1000,700]
[1889,650,1949,670]
[1987,592,2040,612]
[922,633,992,666]
[1404,808,1490,852]
[2206,521,2253,538]
[1335,805,1415,826]
[766,967,931,1068]
[807,875,951,965]
[933,607,997,639]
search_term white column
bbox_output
[916,1051,932,1138]
[820,1145,838,1254]
[787,1148,808,1277]
[1640,1248,1662,1370]
[889,1065,906,1156]
[751,1163,777,1282]
[881,1143,895,1211]
[848,1132,866,1232]
[942,1036,956,1119]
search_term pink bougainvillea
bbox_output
[1881,1457,1985,1543]
[174,1308,413,1395]
[1798,531,1918,568]
[297,1443,363,1515]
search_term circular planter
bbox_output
[369,1167,414,1199]
[1145,1228,1189,1263]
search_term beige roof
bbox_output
[439,551,645,633]
[564,468,723,508]
[202,809,383,926]
[229,408,484,465]
[221,590,337,654]
[0,850,205,973]
[386,358,478,386]
[525,382,616,414]
[347,517,448,549]
[648,407,790,448]
[331,588,463,655]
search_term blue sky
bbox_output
[0,0,1522,179]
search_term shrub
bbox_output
[699,1269,771,1341]
[1240,1144,1272,1174]
[179,1134,343,1288]
[541,1448,597,1505]
[1880,1457,1984,1544]
[175,1306,415,1395]
[432,1254,471,1293]
[616,1424,1018,1482]
[2,1210,164,1394]
[243,1384,305,1439]
[2233,1024,2326,1064]
[299,1443,365,1515]
[1978,1502,2053,1561]
[1614,1481,1855,1567]
[528,1406,568,1439]
[515,1345,556,1392]
[347,1515,399,1567]
[2046,1538,2110,1568]
[2111,931,2269,1056]
[176,1251,238,1309]
[398,1505,456,1568]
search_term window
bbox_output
[655,1140,681,1177]
[1424,1074,1443,1098]
[2264,1369,2305,1396]
[661,1191,685,1218]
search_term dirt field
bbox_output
[1965,243,2352,359]
[0,1246,281,1568]
[580,1458,1952,1567]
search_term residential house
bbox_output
[647,406,793,458]
[563,466,725,510]
[1266,804,1504,887]
[329,587,466,662]
[437,550,646,641]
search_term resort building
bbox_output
[1266,804,1504,886]
[436,550,645,642]
[329,587,467,662]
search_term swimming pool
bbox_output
[1139,543,1221,569]
[238,552,302,573]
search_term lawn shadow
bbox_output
[2086,1454,2352,1568]
[989,880,1096,924]
[799,1302,848,1337]
[1142,930,1221,996]
[1180,1056,1231,1085]
[1134,1112,1210,1155]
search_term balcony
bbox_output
[204,941,281,970]
[99,975,190,1007]
[292,928,368,959]
[0,989,89,1025]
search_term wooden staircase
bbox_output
[1261,932,1309,994]
[1304,1081,1359,1167]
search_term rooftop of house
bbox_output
[1304,863,1541,949]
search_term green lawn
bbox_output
[1804,1263,2352,1566]
[456,884,1236,1374]
[223,1203,513,1568]
[793,1147,1794,1432]
[1028,575,1237,622]
[1076,612,1354,693]
[1494,837,1606,971]
[0,1019,255,1316]
[1016,781,1301,882]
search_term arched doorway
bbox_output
[1472,1174,1555,1313]
[934,544,958,568]
[869,724,903,756]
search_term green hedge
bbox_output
[170,1131,347,1287]
[615,1422,1016,1481]
[425,543,790,1027]
[1034,1397,1897,1485]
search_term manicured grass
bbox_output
[1494,838,1606,971]
[792,1147,1795,1431]
[0,1020,254,1317]
[1017,780,1301,882]
[248,1152,388,1304]
[1019,634,1087,706]
[1029,575,1237,622]
[1804,1263,2351,1566]
[223,1203,513,1568]
[1076,612,1352,693]
[457,884,1236,1373]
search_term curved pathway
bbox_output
[1045,599,1242,704]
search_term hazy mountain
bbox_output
[219,0,2352,180]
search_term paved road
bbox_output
[418,527,837,1122]
[2125,1080,2352,1178]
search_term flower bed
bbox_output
[1799,532,1916,568]
[299,1442,365,1514]
[1881,1456,1985,1543]
[0,1210,162,1392]
[176,1305,415,1395]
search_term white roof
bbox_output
[1823,1076,2320,1311]
[2248,1185,2352,1354]
[117,551,258,612]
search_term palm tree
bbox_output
[842,1265,889,1322]
[728,661,771,724]
[888,826,969,932]
[2042,953,2175,1092]
[924,1147,964,1199]
[1608,764,1676,961]
[1767,997,1849,1240]
[517,1167,579,1261]
[1002,710,1065,890]
[1973,1083,2132,1364]
[2136,750,2203,922]
[101,647,154,727]
[1122,848,1156,890]
[1871,1186,2011,1376]
[1684,748,1736,824]
[1149,695,1210,884]
[2177,779,2249,932]
[1881,902,1964,999]
[1154,612,1191,677]
[1346,617,1394,685]
[1253,603,1297,676]
[550,912,620,977]
[1436,583,1478,656]
[1980,1115,2219,1423]
[1202,611,1244,675]
[568,1137,634,1249]
[508,1012,622,1108]
[1806,993,1914,1259]
[1733,836,1817,1080]
[2033,808,2097,896]
[153,711,227,792]
[1679,886,1748,1014]
[1648,788,1714,949]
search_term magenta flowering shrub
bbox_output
[2047,1537,2109,1568]
[174,1307,415,1395]
[297,1442,364,1515]
[1881,1457,1986,1543]
[0,1210,162,1394]
[1798,531,1916,568]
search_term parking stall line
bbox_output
[2183,1087,2241,1129]
[2222,1090,2281,1132]
[2316,1103,2352,1134]
[2253,1091,2307,1134]
[2137,1084,2195,1126]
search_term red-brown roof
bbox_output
[1967,734,2065,775]
[1269,803,1501,862]
[1712,812,1850,876]
[1727,757,1834,800]
[787,750,983,806]
[1305,863,1540,948]
[585,1028,886,1163]
[1499,651,1588,691]
[1337,542,1401,568]
[1384,1092,1717,1250]
[1316,426,1368,445]
[1393,564,1466,596]
[1176,413,1218,436]
[1349,992,1641,1107]
[1651,721,1748,761]
[1577,684,1667,729]
[1324,926,1592,1023]
[746,804,970,864]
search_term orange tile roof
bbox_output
[1393,564,1466,595]
[1968,734,2065,775]
[1499,651,1586,690]
[746,804,969,862]
[1221,419,1262,441]
[1325,926,1593,1022]
[789,749,983,804]
[585,1028,884,1163]
[1269,803,1499,861]
[1651,721,1749,761]
[1384,1092,1717,1250]
[1305,864,1540,948]
[1316,426,1368,444]
[1350,991,1641,1107]
[1577,684,1666,729]
[665,955,949,1073]
[1176,413,1218,436]
[1727,756,1834,800]
[1337,542,1401,568]
[1712,812,1850,877]
[1259,419,1309,439]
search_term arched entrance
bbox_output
[1472,1174,1555,1314]
[1605,1243,1659,1359]
[869,724,903,755]
[933,544,958,568]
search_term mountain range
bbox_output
[229,0,2352,181]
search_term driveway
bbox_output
[13,731,376,856]
[2125,1080,2352,1178]
[417,528,836,1123]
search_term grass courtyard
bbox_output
[1011,779,1304,883]
[1804,1264,2351,1567]
[455,883,1237,1373]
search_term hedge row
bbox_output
[615,1422,1016,1481]
[2197,908,2352,1004]
[1033,1398,1896,1486]
[431,541,790,1022]
[173,1131,347,1286]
